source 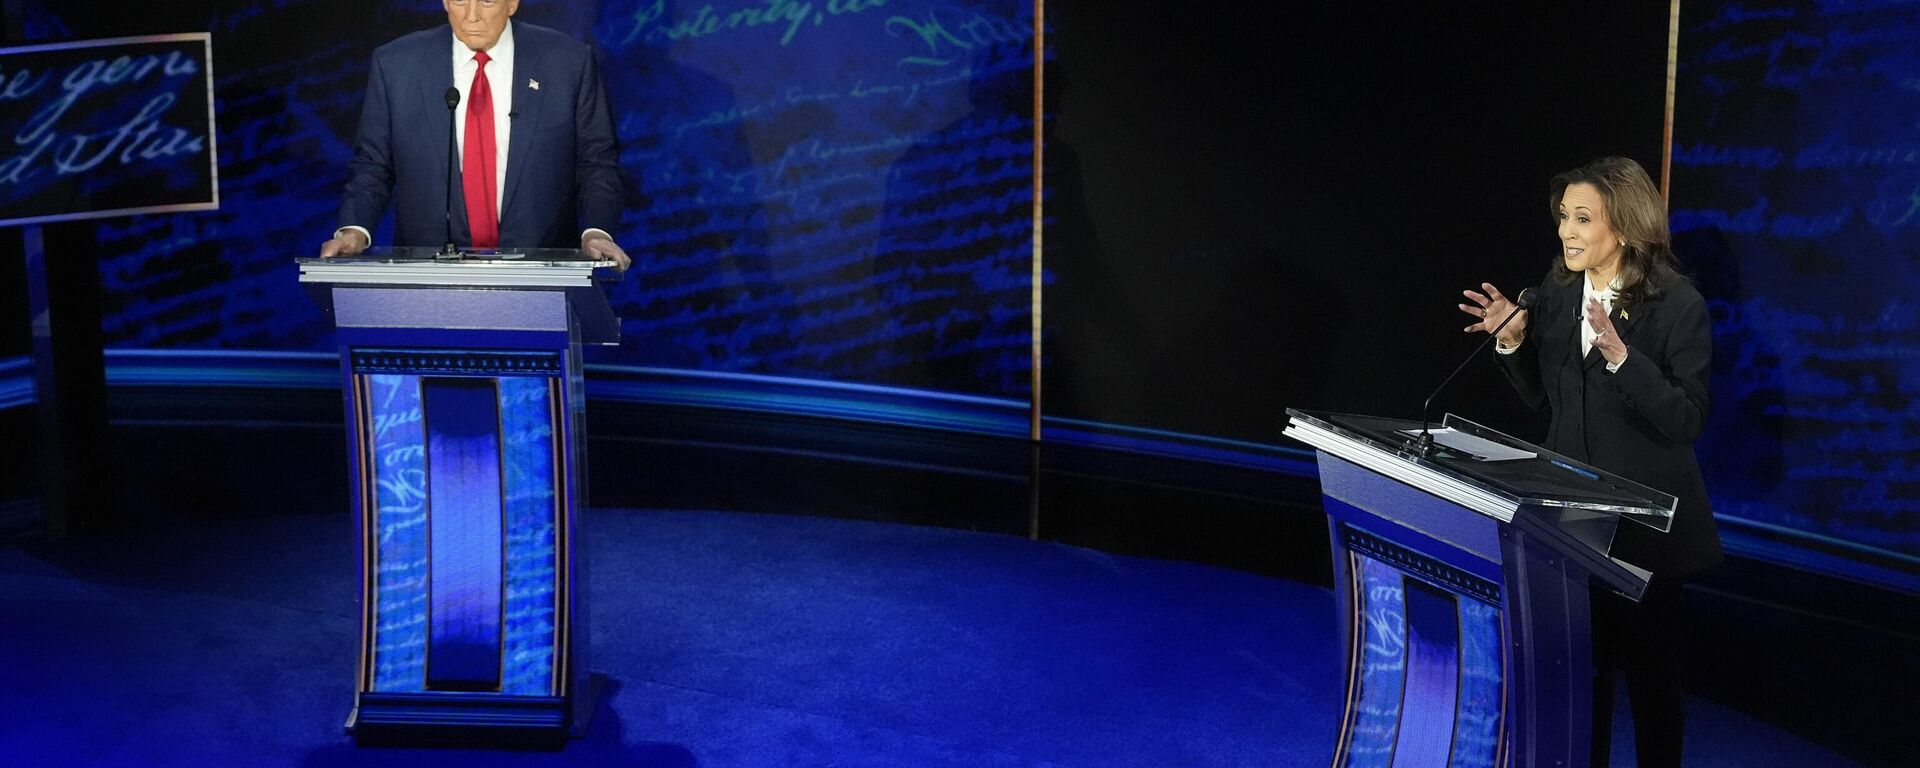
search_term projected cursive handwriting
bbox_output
[595,1,1038,395]
[51,94,206,174]
[1675,0,1920,556]
[613,0,895,48]
[884,7,1030,68]
[1,47,207,188]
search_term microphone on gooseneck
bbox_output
[440,86,461,257]
[1414,287,1540,457]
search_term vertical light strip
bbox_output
[1029,0,1045,442]
[22,224,64,538]
[201,34,221,210]
[1329,551,1366,768]
[354,373,374,692]
[553,371,572,696]
[1661,0,1681,204]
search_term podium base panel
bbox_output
[346,691,575,749]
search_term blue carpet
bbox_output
[0,510,1865,767]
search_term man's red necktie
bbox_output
[462,51,499,249]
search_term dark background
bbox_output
[1043,2,1670,444]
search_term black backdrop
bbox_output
[1044,2,1671,445]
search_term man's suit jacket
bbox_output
[338,22,621,248]
[1495,271,1725,579]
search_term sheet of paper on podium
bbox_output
[1397,427,1538,461]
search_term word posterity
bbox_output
[0,33,218,227]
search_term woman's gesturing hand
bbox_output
[1586,296,1629,365]
[1460,282,1527,347]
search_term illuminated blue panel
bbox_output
[1342,554,1405,768]
[1450,597,1504,768]
[498,376,559,696]
[1674,0,1920,559]
[0,35,218,227]
[422,378,504,691]
[367,374,427,692]
[54,0,1038,402]
[1391,580,1459,767]
[590,0,1038,398]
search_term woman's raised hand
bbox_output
[1460,282,1527,346]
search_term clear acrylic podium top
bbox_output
[1285,409,1676,533]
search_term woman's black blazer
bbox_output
[1495,272,1724,579]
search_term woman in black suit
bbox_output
[1459,157,1722,768]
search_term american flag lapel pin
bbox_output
[1620,308,1630,320]
[528,79,540,90]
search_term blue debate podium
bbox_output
[299,249,621,747]
[1284,410,1674,768]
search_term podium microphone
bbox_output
[440,86,461,258]
[1415,287,1538,457]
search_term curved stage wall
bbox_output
[2,0,1915,590]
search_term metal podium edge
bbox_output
[299,261,599,288]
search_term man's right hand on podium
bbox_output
[319,227,370,258]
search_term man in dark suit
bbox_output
[319,0,630,268]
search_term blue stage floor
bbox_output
[0,509,1868,767]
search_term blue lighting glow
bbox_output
[0,356,35,409]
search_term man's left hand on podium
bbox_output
[582,232,631,270]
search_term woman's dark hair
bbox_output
[1548,156,1689,304]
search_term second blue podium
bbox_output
[1285,410,1675,768]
